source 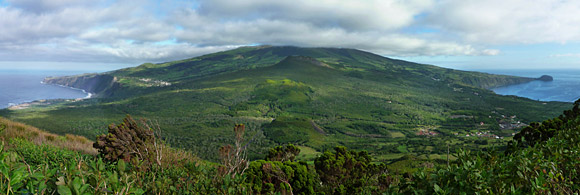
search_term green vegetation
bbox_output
[315,146,388,194]
[265,144,300,162]
[0,46,570,164]
[0,116,387,194]
[2,100,580,194]
[509,99,580,150]
[245,160,316,194]
[401,100,580,193]
[0,117,96,155]
[2,46,579,193]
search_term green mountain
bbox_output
[1,46,568,161]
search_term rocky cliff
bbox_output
[43,74,118,97]
[461,76,536,89]
[459,73,553,89]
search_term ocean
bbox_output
[0,70,93,109]
[476,69,580,102]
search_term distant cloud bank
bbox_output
[0,0,578,69]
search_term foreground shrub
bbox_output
[0,139,247,194]
[93,115,164,169]
[245,160,317,194]
[218,124,249,178]
[266,144,300,162]
[315,146,391,194]
[508,99,580,151]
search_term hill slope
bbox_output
[1,46,568,161]
[0,117,96,154]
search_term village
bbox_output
[497,114,528,130]
[455,131,503,139]
[415,112,528,140]
[138,78,172,87]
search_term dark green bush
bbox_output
[245,160,317,194]
[266,144,300,162]
[509,99,580,150]
[315,146,390,194]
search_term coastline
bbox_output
[484,69,580,102]
[5,81,92,110]
[7,99,50,110]
[41,80,93,99]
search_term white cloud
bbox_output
[197,0,434,31]
[0,0,529,67]
[482,49,500,56]
[88,42,238,63]
[427,0,580,44]
[171,1,495,57]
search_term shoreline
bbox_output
[7,100,49,110]
[488,72,580,103]
[3,81,93,110]
[40,81,93,99]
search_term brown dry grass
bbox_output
[158,145,199,168]
[0,117,200,166]
[0,117,98,155]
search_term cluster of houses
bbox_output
[138,78,172,87]
[416,129,438,136]
[421,112,527,139]
[498,114,527,130]
[454,131,503,139]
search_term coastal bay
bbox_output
[0,70,92,109]
[480,69,580,102]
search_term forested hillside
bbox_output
[1,46,568,162]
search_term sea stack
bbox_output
[537,75,553,82]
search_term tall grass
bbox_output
[0,117,97,155]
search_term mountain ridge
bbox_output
[44,46,542,96]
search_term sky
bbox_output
[1,0,580,71]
